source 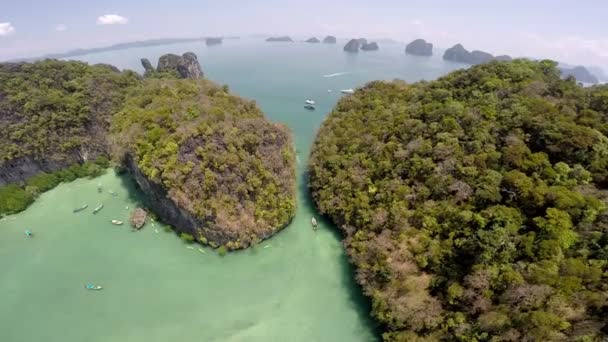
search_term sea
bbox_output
[0,38,466,342]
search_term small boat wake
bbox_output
[323,72,350,78]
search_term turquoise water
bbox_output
[0,39,464,341]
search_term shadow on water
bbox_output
[299,170,381,340]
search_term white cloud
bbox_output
[96,14,128,25]
[55,24,67,32]
[0,22,16,36]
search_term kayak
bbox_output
[108,190,118,196]
[111,220,123,225]
[73,204,88,213]
[93,204,104,214]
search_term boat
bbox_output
[97,184,102,193]
[93,204,104,214]
[111,220,123,225]
[25,230,33,237]
[108,190,118,196]
[73,204,88,213]
[304,104,315,110]
[327,89,333,93]
[305,99,315,105]
[341,89,354,94]
[84,284,103,291]
[312,217,318,230]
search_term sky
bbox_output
[1,0,607,69]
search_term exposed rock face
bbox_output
[357,38,367,46]
[266,36,293,42]
[405,39,433,56]
[443,44,499,65]
[130,208,147,230]
[205,37,223,46]
[0,150,103,186]
[156,52,203,79]
[140,58,154,76]
[323,36,337,44]
[344,39,361,53]
[305,37,320,43]
[361,42,379,51]
[560,66,599,84]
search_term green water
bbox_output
[0,39,463,341]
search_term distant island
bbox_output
[559,65,599,84]
[443,43,511,65]
[323,36,337,44]
[205,37,223,46]
[305,37,320,43]
[266,36,293,42]
[8,38,210,62]
[361,42,379,51]
[343,39,361,53]
[405,38,433,56]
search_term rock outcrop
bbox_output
[305,37,320,43]
[361,42,379,51]
[155,52,203,79]
[266,36,293,42]
[357,38,367,46]
[405,39,433,56]
[323,36,337,44]
[344,39,361,53]
[205,37,223,46]
[560,66,599,84]
[443,44,502,65]
[130,208,147,230]
[140,58,154,76]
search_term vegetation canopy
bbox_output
[309,59,608,341]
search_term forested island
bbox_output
[309,59,608,341]
[0,54,296,250]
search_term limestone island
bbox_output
[405,38,433,56]
[323,36,337,44]
[443,43,511,65]
[205,37,223,46]
[305,37,320,43]
[343,39,361,53]
[361,42,379,51]
[0,53,297,252]
[265,36,293,42]
[309,59,608,341]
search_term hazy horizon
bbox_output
[1,0,607,71]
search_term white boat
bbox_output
[305,99,315,105]
[111,220,123,225]
[312,217,318,230]
[304,104,315,110]
[341,89,354,94]
[84,284,103,290]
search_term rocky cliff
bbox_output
[405,39,433,56]
[323,36,337,44]
[343,39,360,52]
[361,42,379,51]
[155,52,203,79]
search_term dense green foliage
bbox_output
[0,158,109,217]
[112,78,296,249]
[0,60,140,161]
[309,60,608,341]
